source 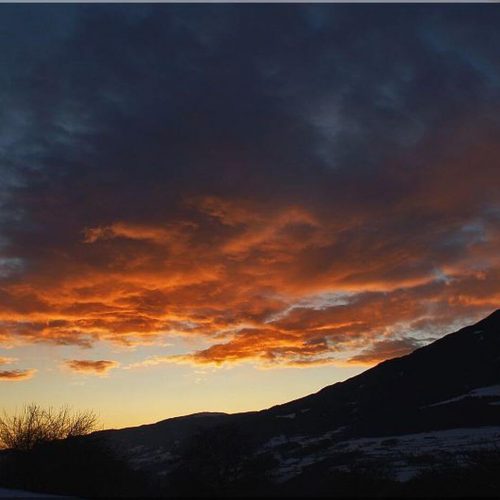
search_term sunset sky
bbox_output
[1,4,499,429]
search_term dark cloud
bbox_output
[0,5,499,366]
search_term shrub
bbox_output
[0,404,97,451]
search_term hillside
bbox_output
[99,310,500,485]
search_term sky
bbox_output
[0,4,499,429]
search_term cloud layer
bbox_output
[0,5,499,371]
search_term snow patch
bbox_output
[330,426,500,482]
[469,385,500,397]
[426,385,500,408]
[268,426,500,484]
[263,435,289,449]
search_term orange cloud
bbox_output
[0,369,36,382]
[83,221,195,248]
[0,192,499,368]
[0,357,16,365]
[64,359,120,375]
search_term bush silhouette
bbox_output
[0,404,149,497]
[0,404,97,451]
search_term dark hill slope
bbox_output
[252,309,500,439]
[102,310,500,451]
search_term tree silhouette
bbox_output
[0,404,97,451]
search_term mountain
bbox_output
[99,309,500,486]
[262,308,500,438]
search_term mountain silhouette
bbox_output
[100,309,500,483]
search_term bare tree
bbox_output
[0,404,98,451]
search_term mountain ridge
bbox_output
[109,309,500,429]
[100,309,500,458]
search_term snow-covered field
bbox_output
[266,426,500,482]
[121,420,500,485]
